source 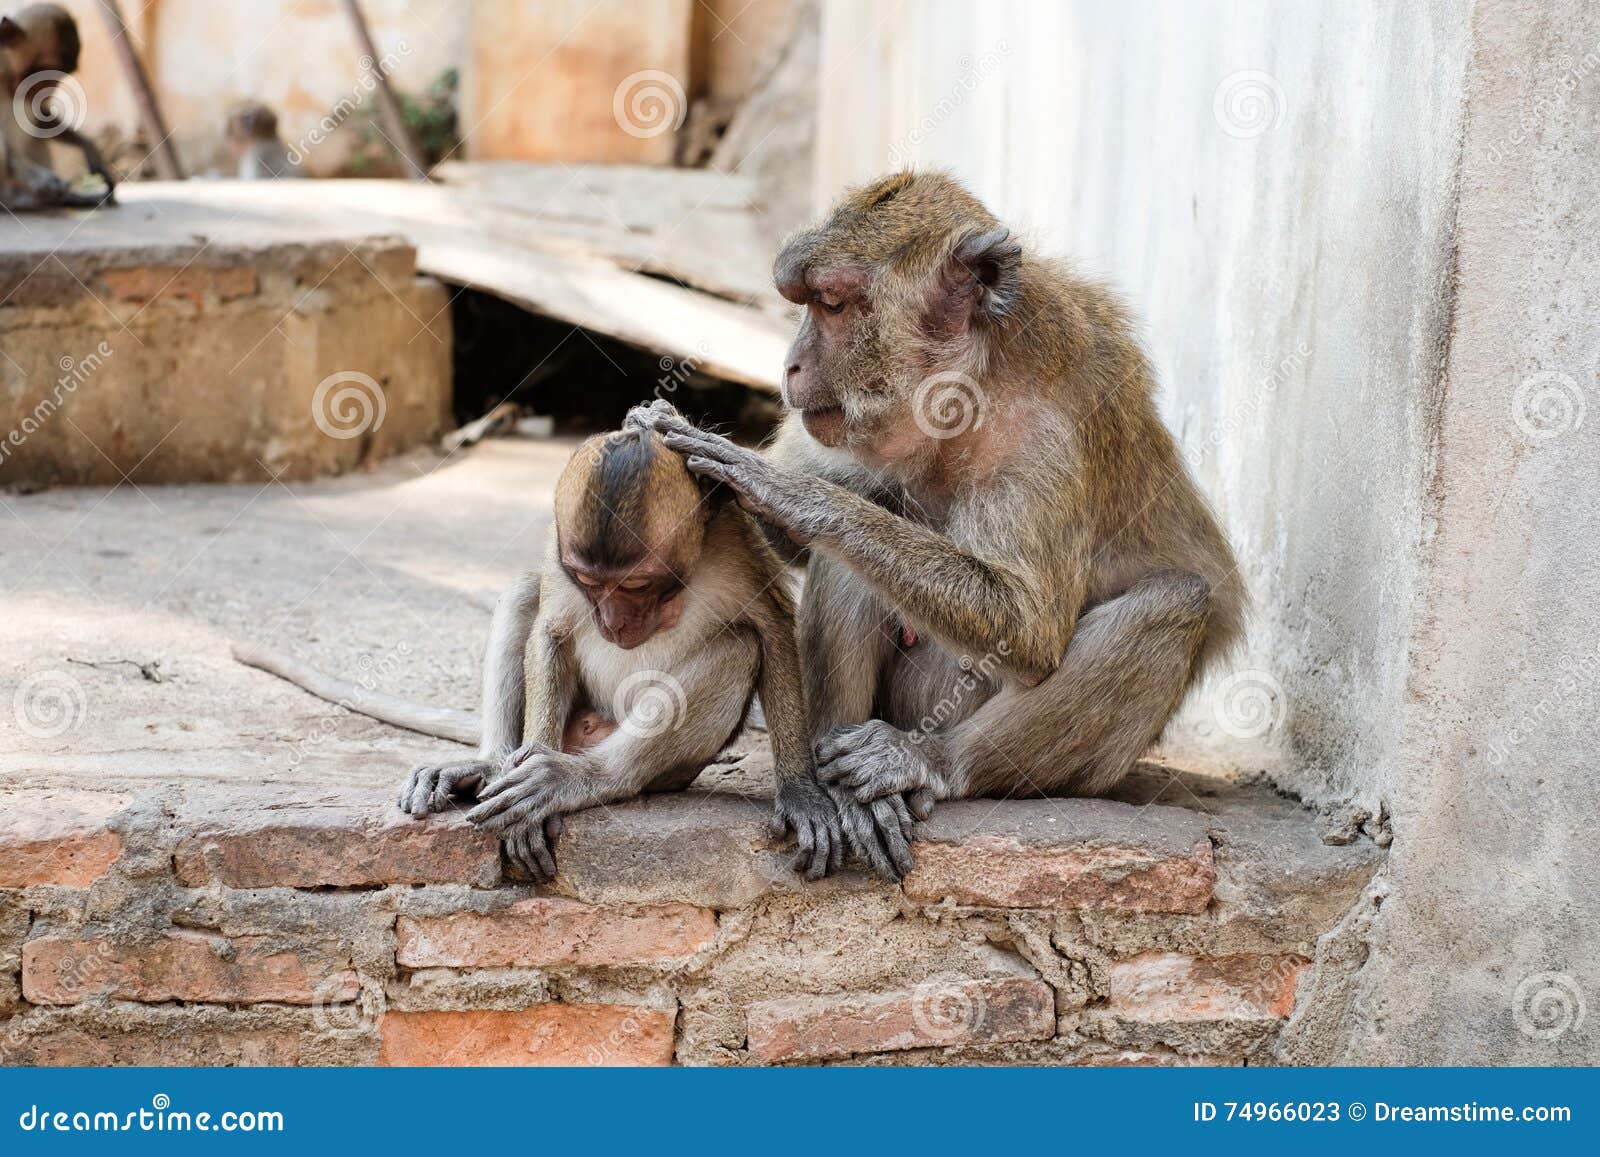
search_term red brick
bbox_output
[746,977,1054,1063]
[396,898,715,968]
[22,932,357,1006]
[1107,952,1309,1022]
[378,1005,673,1066]
[0,791,126,887]
[101,265,259,305]
[903,836,1215,913]
[1,1022,308,1066]
[173,816,499,888]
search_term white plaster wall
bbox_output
[814,0,1600,1063]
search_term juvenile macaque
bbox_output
[225,101,300,180]
[641,171,1246,870]
[0,4,115,210]
[389,419,912,879]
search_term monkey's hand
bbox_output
[817,720,949,813]
[643,406,834,544]
[502,814,566,882]
[771,776,845,880]
[468,744,603,836]
[398,758,492,816]
[623,397,686,432]
[468,745,605,882]
[826,783,917,881]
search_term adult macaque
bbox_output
[390,423,912,879]
[641,171,1245,865]
[0,4,115,210]
[226,101,300,180]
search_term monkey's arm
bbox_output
[55,127,116,197]
[396,572,541,818]
[649,412,1084,681]
[747,586,841,879]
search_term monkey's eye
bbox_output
[574,573,601,587]
[617,578,653,592]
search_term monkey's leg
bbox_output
[822,570,1213,804]
[800,554,923,877]
[471,632,757,836]
[399,573,541,816]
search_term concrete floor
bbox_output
[3,430,1268,812]
[1,437,577,796]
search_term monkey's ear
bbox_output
[0,18,25,47]
[932,228,1023,333]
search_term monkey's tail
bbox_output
[231,643,481,747]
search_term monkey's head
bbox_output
[773,170,1023,463]
[0,4,80,88]
[226,101,282,149]
[554,427,710,650]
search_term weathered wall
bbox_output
[50,0,792,172]
[814,0,1598,1063]
[0,238,451,487]
[0,777,1378,1066]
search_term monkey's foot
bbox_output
[398,758,491,816]
[502,814,565,882]
[817,721,949,809]
[827,784,917,881]
[771,778,845,880]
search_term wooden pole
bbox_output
[337,0,430,180]
[96,0,184,180]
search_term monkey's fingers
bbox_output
[473,761,548,803]
[466,782,549,827]
[804,821,833,881]
[473,790,558,832]
[505,827,556,882]
[908,788,936,821]
[814,724,873,765]
[871,799,916,877]
[883,793,915,842]
[661,428,753,469]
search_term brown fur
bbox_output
[400,412,892,880]
[766,170,1245,800]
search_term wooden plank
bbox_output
[94,180,787,391]
[432,161,784,307]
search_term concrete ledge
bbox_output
[0,772,1383,1066]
